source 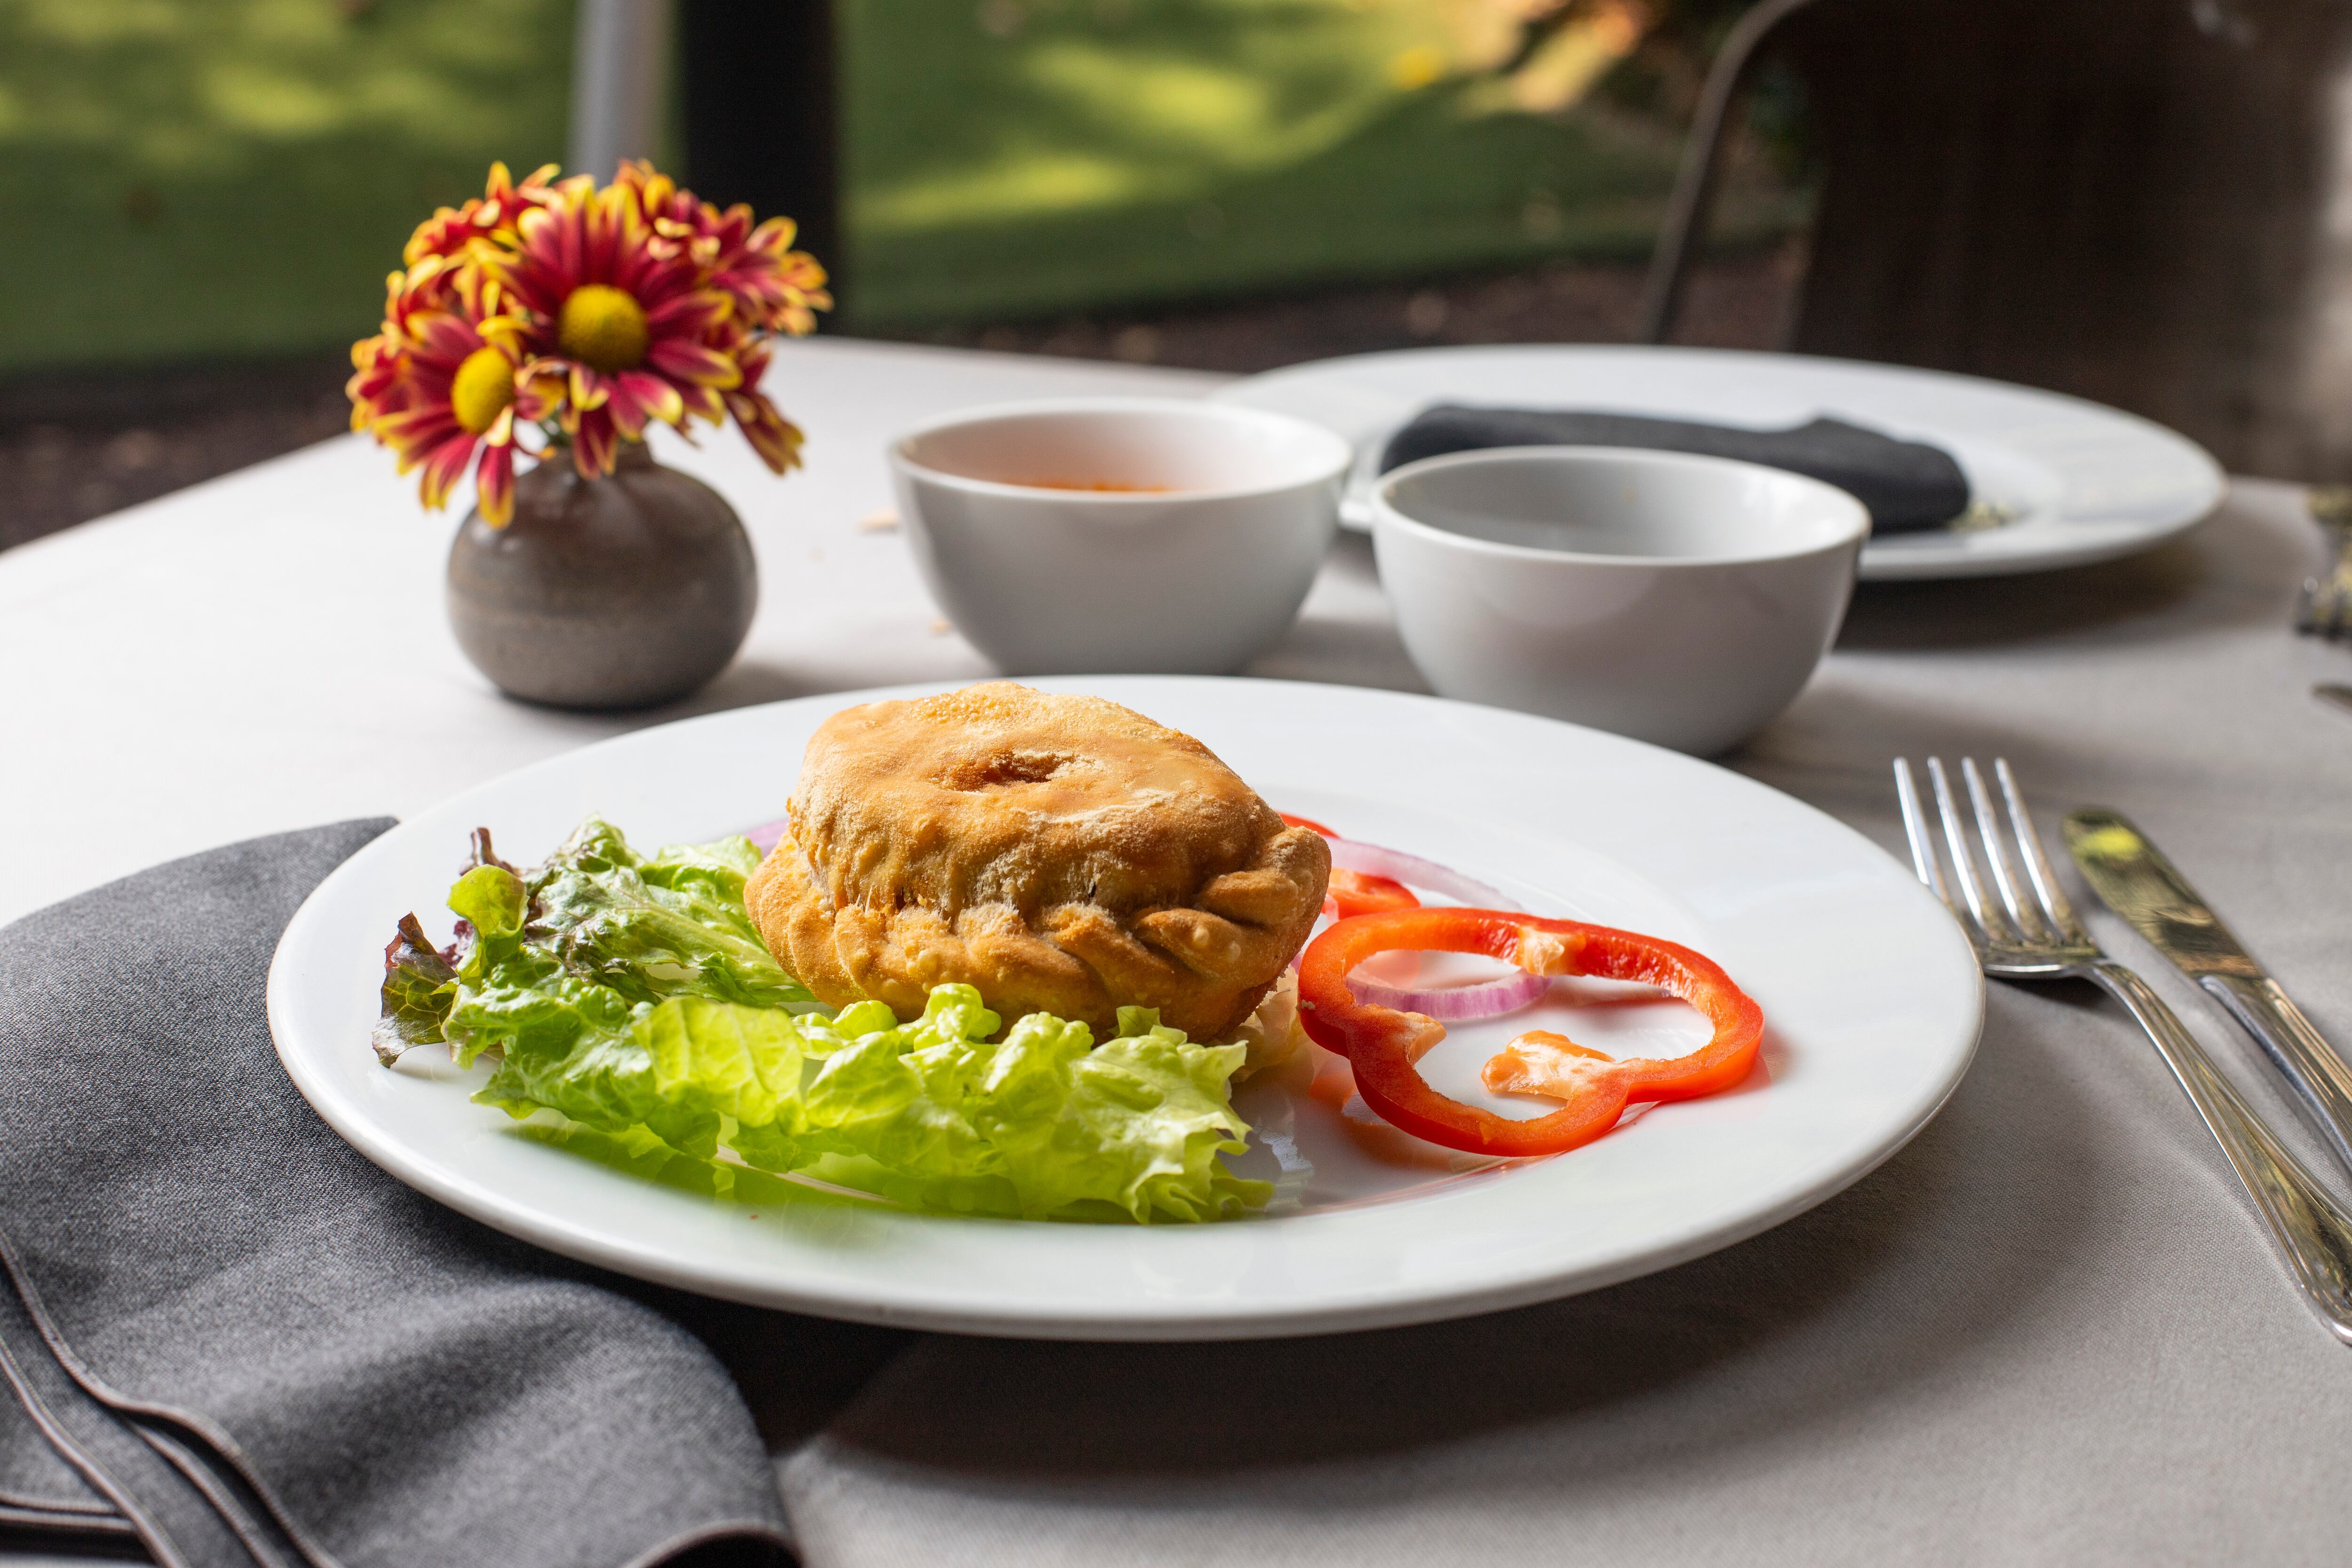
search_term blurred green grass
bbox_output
[839,0,1803,329]
[0,0,574,374]
[0,0,1801,374]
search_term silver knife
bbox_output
[2065,806,2352,1177]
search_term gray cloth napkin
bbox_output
[0,822,794,1568]
[1377,405,1972,533]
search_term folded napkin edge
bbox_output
[619,1517,796,1568]
[0,816,401,947]
[1,1228,335,1568]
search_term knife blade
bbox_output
[2065,805,2352,1177]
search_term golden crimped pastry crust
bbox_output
[745,682,1330,1041]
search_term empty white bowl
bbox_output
[890,398,1350,675]
[1372,446,1869,754]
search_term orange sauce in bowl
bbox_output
[1005,478,1176,493]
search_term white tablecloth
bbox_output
[11,337,2352,1567]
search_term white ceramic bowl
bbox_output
[890,398,1351,674]
[1371,446,1869,754]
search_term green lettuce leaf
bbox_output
[528,818,824,1013]
[978,1006,1264,1223]
[449,863,527,943]
[375,818,1269,1224]
[787,986,1267,1221]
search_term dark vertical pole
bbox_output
[678,0,844,320]
[1637,0,1822,345]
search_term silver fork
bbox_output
[1897,756,2352,1343]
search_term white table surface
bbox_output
[17,336,2352,1568]
[0,338,1424,929]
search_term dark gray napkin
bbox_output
[1378,405,1971,533]
[0,822,794,1568]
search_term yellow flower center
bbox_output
[557,283,651,373]
[450,346,516,436]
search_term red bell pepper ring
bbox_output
[1295,907,1764,1158]
[1327,867,1419,920]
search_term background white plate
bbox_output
[1210,345,2225,581]
[268,677,1982,1340]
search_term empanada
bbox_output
[745,682,1329,1041]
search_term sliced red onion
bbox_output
[1348,968,1549,1021]
[743,818,791,852]
[1321,836,1542,1019]
[1325,836,1510,909]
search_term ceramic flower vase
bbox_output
[446,444,756,709]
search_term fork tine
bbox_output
[1927,757,2010,942]
[1993,758,2089,942]
[1963,757,2046,940]
[1892,759,1953,909]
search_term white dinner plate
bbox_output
[268,677,1982,1340]
[1210,345,2225,581]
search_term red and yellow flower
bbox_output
[721,333,806,474]
[402,161,559,271]
[614,160,832,336]
[359,310,536,527]
[486,174,743,480]
[349,160,827,525]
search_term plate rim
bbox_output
[268,676,1985,1340]
[1208,343,2225,582]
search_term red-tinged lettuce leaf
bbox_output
[467,826,516,874]
[372,913,458,1066]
